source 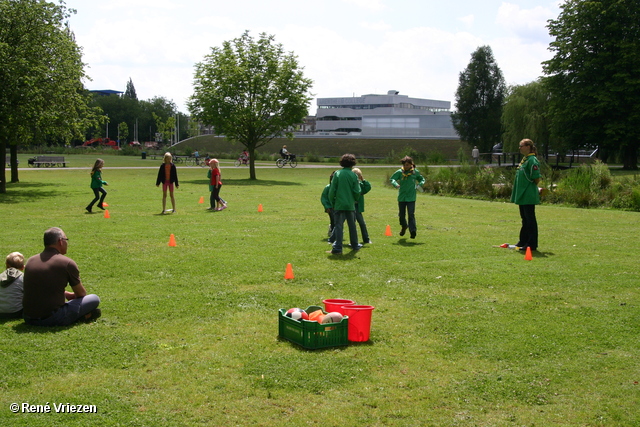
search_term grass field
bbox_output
[1,155,639,426]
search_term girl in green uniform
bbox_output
[86,159,108,213]
[511,139,541,251]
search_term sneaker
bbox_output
[97,204,105,210]
[399,226,408,236]
[82,308,101,322]
[351,244,363,251]
[410,232,416,239]
[85,206,92,213]
[328,250,342,255]
[220,205,227,211]
[364,239,373,244]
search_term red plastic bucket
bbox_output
[323,299,355,314]
[341,305,375,342]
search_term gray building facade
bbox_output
[315,90,458,138]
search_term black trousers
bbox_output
[517,204,538,250]
[88,187,107,208]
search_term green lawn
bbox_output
[1,155,639,426]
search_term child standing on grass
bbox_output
[156,152,179,214]
[328,154,361,255]
[86,159,108,213]
[390,156,426,239]
[321,171,336,242]
[352,168,372,244]
[0,252,25,319]
[511,138,541,251]
[207,159,227,211]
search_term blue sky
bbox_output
[63,0,561,113]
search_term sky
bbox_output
[62,0,562,114]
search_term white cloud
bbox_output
[360,21,392,31]
[458,14,475,27]
[341,0,386,12]
[495,2,555,43]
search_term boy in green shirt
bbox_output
[328,154,361,254]
[390,156,426,239]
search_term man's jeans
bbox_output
[24,294,100,326]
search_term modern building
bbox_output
[314,90,458,139]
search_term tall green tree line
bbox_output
[0,0,101,192]
[543,0,640,169]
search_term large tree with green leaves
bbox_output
[452,45,506,153]
[188,31,313,180]
[543,0,640,169]
[0,0,101,192]
[501,80,553,158]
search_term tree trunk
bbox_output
[248,146,257,180]
[10,144,19,182]
[0,141,6,193]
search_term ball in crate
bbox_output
[321,312,343,324]
[285,307,309,321]
[308,309,325,323]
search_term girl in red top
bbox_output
[155,152,179,214]
[207,159,227,211]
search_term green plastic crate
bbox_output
[278,306,349,349]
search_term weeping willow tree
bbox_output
[501,80,553,159]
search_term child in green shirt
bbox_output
[389,156,425,239]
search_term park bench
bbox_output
[29,155,66,167]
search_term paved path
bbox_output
[14,162,468,171]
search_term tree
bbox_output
[0,0,101,192]
[118,122,129,146]
[543,0,640,169]
[501,80,553,158]
[124,78,137,100]
[188,31,313,180]
[452,45,506,153]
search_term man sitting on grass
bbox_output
[23,227,101,326]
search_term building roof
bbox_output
[90,89,124,96]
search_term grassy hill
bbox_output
[173,135,467,161]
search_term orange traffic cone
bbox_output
[524,247,533,261]
[198,196,204,204]
[168,234,177,247]
[104,209,110,219]
[284,263,294,279]
[258,204,263,212]
[385,225,392,236]
[102,203,109,207]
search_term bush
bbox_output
[304,151,322,162]
[426,150,447,165]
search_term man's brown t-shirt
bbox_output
[22,247,81,319]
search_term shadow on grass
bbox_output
[11,321,85,334]
[181,178,303,187]
[393,239,426,247]
[0,182,60,204]
[532,251,554,258]
[276,337,375,351]
[276,337,351,352]
[326,248,365,260]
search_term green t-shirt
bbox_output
[390,168,425,202]
[328,168,361,211]
[90,170,107,189]
[511,154,541,205]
